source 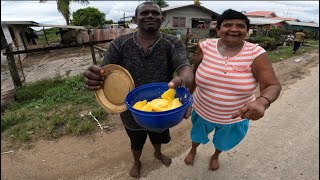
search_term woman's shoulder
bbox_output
[199,38,218,47]
[244,41,265,51]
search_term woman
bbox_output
[184,9,282,171]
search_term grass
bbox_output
[267,39,319,62]
[36,27,61,45]
[1,75,109,151]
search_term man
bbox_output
[83,2,193,179]
[293,29,305,54]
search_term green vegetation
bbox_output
[40,0,89,25]
[267,38,319,62]
[1,75,109,150]
[37,27,61,44]
[72,7,106,28]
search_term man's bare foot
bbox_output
[208,155,219,171]
[184,150,196,165]
[130,160,141,178]
[154,152,172,167]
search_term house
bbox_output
[1,21,39,59]
[284,21,319,38]
[161,4,219,39]
[244,11,278,18]
[244,11,299,21]
[248,17,286,29]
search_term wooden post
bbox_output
[5,44,22,88]
[43,27,49,46]
[88,29,97,65]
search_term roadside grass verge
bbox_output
[1,75,109,151]
[268,39,319,62]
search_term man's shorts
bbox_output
[190,110,249,151]
[125,128,171,150]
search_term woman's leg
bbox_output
[209,148,222,171]
[184,142,200,165]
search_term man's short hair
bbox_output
[135,1,162,17]
[216,9,250,31]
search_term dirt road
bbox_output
[1,50,319,180]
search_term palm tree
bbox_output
[40,0,89,25]
[149,0,169,8]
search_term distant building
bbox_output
[161,4,219,39]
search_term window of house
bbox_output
[173,17,186,28]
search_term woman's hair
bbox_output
[216,9,250,31]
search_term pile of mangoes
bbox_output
[133,88,182,112]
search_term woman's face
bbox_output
[216,19,248,44]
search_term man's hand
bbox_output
[168,76,184,89]
[184,107,192,119]
[83,65,105,91]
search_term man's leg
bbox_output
[130,149,142,178]
[152,143,172,166]
[149,129,172,166]
[125,128,148,178]
[209,148,222,171]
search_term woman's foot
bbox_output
[184,150,196,165]
[208,155,220,171]
[154,152,172,167]
[130,160,141,178]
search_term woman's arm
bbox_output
[231,52,282,120]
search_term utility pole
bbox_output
[123,12,126,27]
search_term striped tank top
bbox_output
[193,38,266,124]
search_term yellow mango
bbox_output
[170,98,182,109]
[133,100,147,110]
[134,88,182,112]
[161,88,176,101]
[141,102,153,112]
[149,98,170,108]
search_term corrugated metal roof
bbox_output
[37,24,86,29]
[162,4,194,12]
[162,4,219,17]
[1,21,86,29]
[286,21,319,28]
[1,21,39,26]
[244,11,277,17]
[249,17,284,25]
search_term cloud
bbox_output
[1,0,319,25]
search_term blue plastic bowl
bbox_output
[125,82,193,131]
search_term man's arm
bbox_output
[188,45,203,94]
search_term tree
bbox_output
[40,0,89,25]
[149,0,169,8]
[72,7,105,28]
[194,0,201,6]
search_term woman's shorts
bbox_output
[190,110,249,151]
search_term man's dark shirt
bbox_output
[102,31,190,130]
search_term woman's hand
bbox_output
[231,97,270,120]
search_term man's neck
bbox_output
[137,31,161,41]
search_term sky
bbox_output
[1,1,319,29]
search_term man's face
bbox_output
[135,4,164,33]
